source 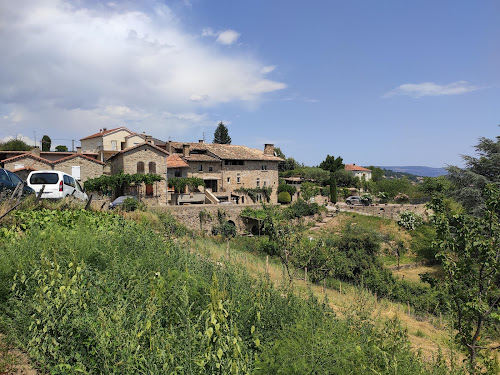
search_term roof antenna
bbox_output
[202,131,205,142]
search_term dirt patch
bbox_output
[0,334,38,375]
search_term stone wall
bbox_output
[160,204,264,234]
[54,157,104,182]
[4,157,52,172]
[338,203,431,220]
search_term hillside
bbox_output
[377,166,447,177]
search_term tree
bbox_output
[300,182,320,201]
[333,169,357,187]
[330,176,337,203]
[0,138,32,151]
[213,122,231,144]
[275,147,299,172]
[41,135,51,151]
[447,134,500,216]
[367,166,384,182]
[430,185,500,373]
[55,145,68,152]
[319,155,344,174]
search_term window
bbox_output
[175,170,182,177]
[71,166,81,180]
[198,164,203,171]
[111,140,117,151]
[137,161,145,174]
[227,177,230,184]
[208,166,213,172]
[256,178,260,187]
[237,174,241,184]
[261,165,267,170]
[263,180,267,187]
[149,162,156,174]
[14,164,24,170]
[224,160,244,166]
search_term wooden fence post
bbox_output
[266,255,269,276]
[35,185,45,205]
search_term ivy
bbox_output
[234,187,272,203]
[168,177,205,193]
[84,172,163,193]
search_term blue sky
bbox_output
[0,0,498,167]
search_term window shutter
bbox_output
[72,166,81,180]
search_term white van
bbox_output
[27,170,88,201]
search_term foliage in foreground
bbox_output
[0,208,450,374]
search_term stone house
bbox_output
[166,141,282,204]
[2,148,106,182]
[107,142,189,204]
[345,164,372,181]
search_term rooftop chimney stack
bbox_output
[31,147,41,157]
[199,140,205,144]
[264,144,275,155]
[76,147,82,154]
[182,144,190,157]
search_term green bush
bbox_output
[277,183,296,196]
[397,211,423,230]
[121,197,142,212]
[278,191,292,204]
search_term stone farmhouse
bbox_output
[0,148,106,182]
[1,127,283,205]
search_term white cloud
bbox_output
[261,65,276,74]
[384,81,481,98]
[216,30,240,45]
[0,0,285,142]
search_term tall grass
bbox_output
[0,209,457,374]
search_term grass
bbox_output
[393,265,444,284]
[193,235,461,365]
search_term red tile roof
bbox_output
[80,127,126,141]
[2,153,53,165]
[345,164,372,172]
[167,154,189,168]
[52,153,106,165]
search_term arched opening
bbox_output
[148,162,156,174]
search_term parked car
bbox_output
[109,195,139,210]
[346,195,372,206]
[0,168,34,195]
[27,170,88,201]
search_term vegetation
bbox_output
[169,177,205,193]
[277,183,296,197]
[55,145,68,152]
[431,186,500,372]
[446,134,500,216]
[84,172,164,196]
[234,187,272,203]
[277,191,291,204]
[213,121,231,144]
[41,135,51,152]
[0,138,32,151]
[0,204,448,374]
[274,147,299,172]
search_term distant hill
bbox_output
[377,166,447,178]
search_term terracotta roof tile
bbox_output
[52,153,106,165]
[345,164,372,172]
[2,153,53,165]
[80,127,122,141]
[168,142,282,161]
[167,154,189,168]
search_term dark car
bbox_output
[109,195,139,209]
[0,168,34,196]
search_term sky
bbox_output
[0,0,499,168]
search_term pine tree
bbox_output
[213,122,231,144]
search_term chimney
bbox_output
[31,147,41,157]
[182,144,190,157]
[145,135,153,144]
[103,127,107,131]
[166,141,172,154]
[199,140,205,144]
[76,147,82,154]
[264,144,274,156]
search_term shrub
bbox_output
[121,197,142,212]
[278,191,292,204]
[277,183,296,196]
[397,211,423,230]
[394,193,410,204]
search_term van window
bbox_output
[30,173,59,184]
[64,175,75,187]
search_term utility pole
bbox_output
[72,139,75,152]
[34,131,36,148]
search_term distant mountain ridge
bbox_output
[376,166,447,177]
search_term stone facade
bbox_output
[81,127,135,153]
[4,155,52,172]
[53,155,105,182]
[108,143,188,205]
